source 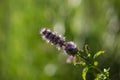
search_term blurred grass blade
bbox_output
[93,51,105,59]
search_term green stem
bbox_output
[91,66,103,73]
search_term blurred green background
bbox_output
[0,0,120,80]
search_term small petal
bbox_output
[40,28,47,35]
[66,55,74,63]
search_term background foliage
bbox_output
[0,0,120,80]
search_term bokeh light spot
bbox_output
[44,63,57,77]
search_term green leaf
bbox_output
[104,68,110,78]
[93,51,105,59]
[82,67,89,80]
[95,68,110,80]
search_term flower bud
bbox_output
[64,42,78,56]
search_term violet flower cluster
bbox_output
[40,28,78,56]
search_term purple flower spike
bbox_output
[64,42,78,56]
[40,28,78,55]
[40,28,65,50]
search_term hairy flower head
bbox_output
[40,28,78,56]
